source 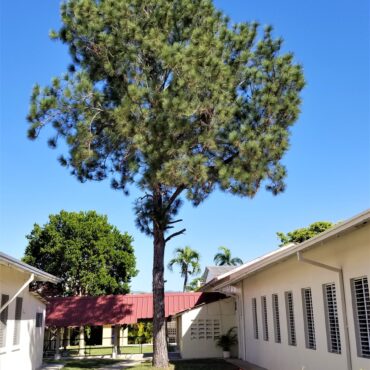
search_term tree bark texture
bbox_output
[152,215,169,367]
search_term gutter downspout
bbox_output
[241,279,247,360]
[297,252,352,370]
[0,273,35,314]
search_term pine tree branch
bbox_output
[165,228,186,243]
[165,186,185,212]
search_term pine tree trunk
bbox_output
[152,222,169,368]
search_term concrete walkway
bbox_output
[39,364,64,370]
[226,358,267,370]
[97,360,142,369]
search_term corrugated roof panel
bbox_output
[46,292,224,327]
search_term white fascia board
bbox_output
[202,209,370,292]
[0,251,61,283]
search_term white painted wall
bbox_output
[0,264,46,370]
[177,298,237,359]
[102,325,128,346]
[238,223,370,370]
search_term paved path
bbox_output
[97,360,142,369]
[226,358,267,370]
[39,365,64,370]
[40,360,146,370]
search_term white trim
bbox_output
[0,252,60,283]
[201,209,370,291]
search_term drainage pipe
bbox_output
[297,252,352,370]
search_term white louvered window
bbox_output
[167,319,177,343]
[261,296,269,341]
[285,291,296,346]
[323,283,341,354]
[13,297,23,345]
[0,294,9,348]
[351,276,370,358]
[252,298,258,339]
[190,319,220,340]
[302,288,316,350]
[272,294,281,343]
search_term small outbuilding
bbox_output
[0,251,60,370]
[174,297,237,359]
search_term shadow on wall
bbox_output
[177,297,238,360]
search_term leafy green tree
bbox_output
[168,246,201,292]
[27,0,304,366]
[277,221,334,247]
[186,277,203,292]
[214,246,243,266]
[128,322,153,344]
[23,210,137,296]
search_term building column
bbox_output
[112,325,120,358]
[54,328,61,360]
[121,325,128,346]
[78,326,85,356]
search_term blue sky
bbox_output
[0,0,369,292]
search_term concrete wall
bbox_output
[178,297,237,359]
[102,325,128,346]
[0,264,46,370]
[238,223,370,370]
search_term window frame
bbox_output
[302,287,316,350]
[285,291,296,346]
[272,293,281,343]
[323,282,341,354]
[13,296,23,346]
[252,297,259,340]
[261,296,269,341]
[0,294,9,349]
[351,276,370,359]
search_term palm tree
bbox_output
[168,246,201,292]
[213,246,243,266]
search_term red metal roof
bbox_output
[46,292,224,327]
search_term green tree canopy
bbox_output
[23,210,137,296]
[27,0,304,366]
[277,221,334,247]
[186,277,203,292]
[214,246,243,266]
[168,246,201,292]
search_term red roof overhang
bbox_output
[46,292,225,327]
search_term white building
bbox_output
[201,209,370,370]
[0,252,60,370]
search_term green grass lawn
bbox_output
[59,358,238,370]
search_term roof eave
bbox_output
[201,209,370,292]
[0,252,61,284]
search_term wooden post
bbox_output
[78,326,85,356]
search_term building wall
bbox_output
[102,325,128,346]
[0,264,46,370]
[239,223,370,370]
[178,298,237,359]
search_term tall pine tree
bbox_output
[27,1,305,366]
